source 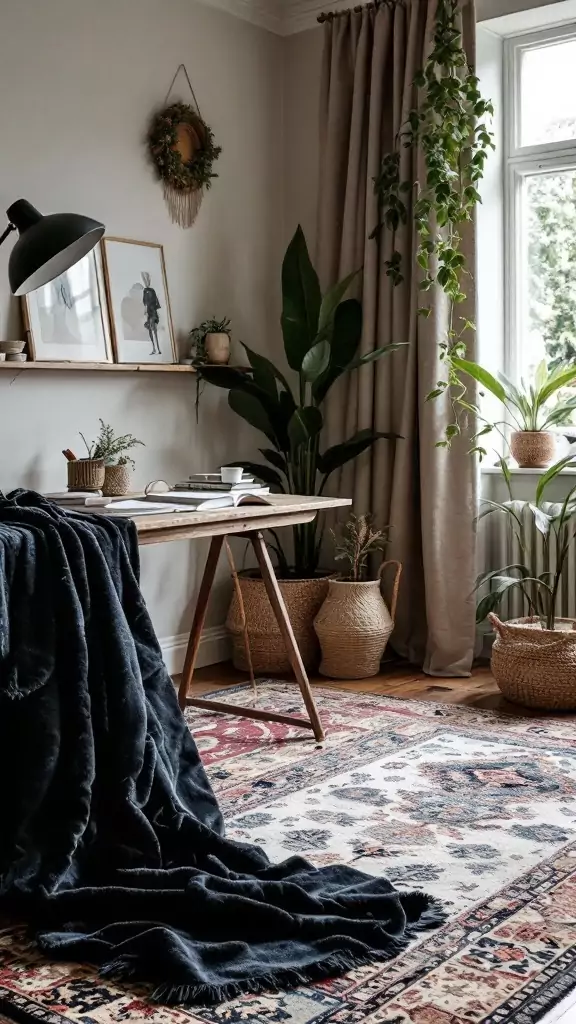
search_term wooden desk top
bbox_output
[132,494,351,545]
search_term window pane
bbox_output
[522,169,576,375]
[521,38,576,147]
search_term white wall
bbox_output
[0,0,284,656]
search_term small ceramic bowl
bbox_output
[6,352,28,362]
[0,340,25,355]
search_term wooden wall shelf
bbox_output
[0,361,198,373]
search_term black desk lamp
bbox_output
[0,199,105,296]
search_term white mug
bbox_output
[221,466,243,484]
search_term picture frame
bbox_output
[22,243,112,363]
[101,237,176,365]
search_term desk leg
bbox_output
[178,535,224,709]
[250,531,325,743]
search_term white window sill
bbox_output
[481,465,576,475]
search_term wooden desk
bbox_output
[134,495,351,742]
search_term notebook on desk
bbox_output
[103,491,275,515]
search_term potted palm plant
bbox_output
[476,450,576,709]
[452,358,576,467]
[314,515,401,679]
[200,226,404,671]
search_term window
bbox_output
[505,25,576,384]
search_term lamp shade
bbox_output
[6,199,105,296]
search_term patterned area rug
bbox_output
[2,683,576,1024]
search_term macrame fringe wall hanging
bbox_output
[147,64,222,228]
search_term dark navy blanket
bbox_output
[0,491,444,1006]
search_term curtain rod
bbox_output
[317,0,402,24]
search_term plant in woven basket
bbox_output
[199,226,404,578]
[80,420,145,468]
[475,449,576,630]
[332,514,389,582]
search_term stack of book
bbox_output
[173,473,269,496]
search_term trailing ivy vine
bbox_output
[372,0,494,454]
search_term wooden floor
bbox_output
[189,656,576,720]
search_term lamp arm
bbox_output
[0,222,16,248]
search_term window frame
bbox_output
[504,23,576,384]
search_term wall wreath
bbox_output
[148,66,222,228]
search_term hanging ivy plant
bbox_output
[372,0,495,455]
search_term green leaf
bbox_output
[281,225,321,371]
[539,366,576,404]
[224,460,284,490]
[199,366,256,391]
[536,451,576,505]
[313,299,363,403]
[241,343,292,398]
[318,270,359,333]
[318,428,401,477]
[288,406,323,449]
[347,342,407,371]
[476,575,539,623]
[259,448,288,474]
[474,563,530,591]
[528,503,553,537]
[301,339,331,382]
[451,357,507,403]
[228,390,277,445]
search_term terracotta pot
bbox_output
[205,332,230,365]
[510,430,555,468]
[103,464,132,497]
[226,573,329,673]
[314,561,401,679]
[67,458,105,492]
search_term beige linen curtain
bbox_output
[317,0,478,675]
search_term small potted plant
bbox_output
[452,357,576,468]
[189,316,232,366]
[80,420,145,496]
[314,514,402,679]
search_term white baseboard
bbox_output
[160,625,231,675]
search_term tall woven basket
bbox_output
[489,613,576,710]
[314,561,402,679]
[227,574,329,673]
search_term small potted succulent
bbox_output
[314,514,402,679]
[189,316,232,366]
[80,420,145,496]
[453,358,576,468]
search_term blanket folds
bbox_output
[0,491,444,1005]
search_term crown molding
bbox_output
[197,0,343,36]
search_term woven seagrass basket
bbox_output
[314,561,402,679]
[489,613,576,710]
[102,464,132,497]
[227,573,329,673]
[67,458,105,492]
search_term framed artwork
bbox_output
[102,237,176,364]
[22,244,112,363]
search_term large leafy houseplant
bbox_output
[475,451,576,630]
[200,226,403,578]
[372,0,494,448]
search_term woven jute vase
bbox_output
[103,464,132,497]
[227,574,329,673]
[314,560,402,679]
[510,430,555,468]
[489,612,576,709]
[67,458,105,492]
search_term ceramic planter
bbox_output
[510,430,555,468]
[314,563,401,679]
[205,332,230,365]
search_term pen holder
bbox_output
[67,458,105,492]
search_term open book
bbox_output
[105,491,275,515]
